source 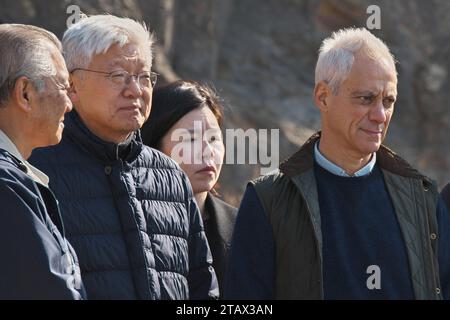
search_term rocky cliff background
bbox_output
[1,0,449,206]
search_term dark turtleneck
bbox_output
[64,110,141,163]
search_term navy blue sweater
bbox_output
[315,164,413,299]
[225,165,450,299]
[441,183,450,213]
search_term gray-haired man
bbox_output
[30,15,218,300]
[226,28,450,300]
[0,24,84,299]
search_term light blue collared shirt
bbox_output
[314,141,376,177]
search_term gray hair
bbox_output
[0,24,62,106]
[63,14,155,71]
[315,28,397,95]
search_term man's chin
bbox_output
[119,115,145,130]
[53,133,63,145]
[359,141,381,155]
[39,136,61,149]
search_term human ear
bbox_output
[11,76,35,113]
[68,74,80,104]
[314,81,331,112]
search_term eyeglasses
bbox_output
[71,68,158,89]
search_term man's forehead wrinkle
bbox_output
[107,57,147,69]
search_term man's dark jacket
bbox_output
[0,149,84,299]
[30,111,218,300]
[226,132,447,300]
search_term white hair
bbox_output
[315,28,397,95]
[0,24,61,105]
[63,14,155,71]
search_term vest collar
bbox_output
[280,131,431,183]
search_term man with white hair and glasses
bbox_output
[0,24,84,299]
[31,15,218,300]
[225,28,450,300]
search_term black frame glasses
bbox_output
[71,68,158,89]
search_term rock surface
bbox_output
[1,0,449,205]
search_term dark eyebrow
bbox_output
[185,129,218,134]
[186,129,198,134]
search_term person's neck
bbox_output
[318,134,372,176]
[0,119,33,160]
[194,192,208,219]
[75,110,130,144]
[87,124,130,144]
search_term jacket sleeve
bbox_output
[224,184,275,299]
[187,198,219,299]
[0,180,84,299]
[437,196,450,300]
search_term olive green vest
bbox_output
[252,132,442,300]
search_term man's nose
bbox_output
[123,76,142,98]
[369,99,387,123]
[65,94,73,113]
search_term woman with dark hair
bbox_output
[141,80,237,296]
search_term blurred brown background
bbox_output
[1,0,449,206]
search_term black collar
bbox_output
[64,110,142,163]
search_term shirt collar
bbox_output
[314,141,376,177]
[0,129,50,187]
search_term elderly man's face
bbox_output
[324,54,397,157]
[31,49,72,147]
[71,42,152,143]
